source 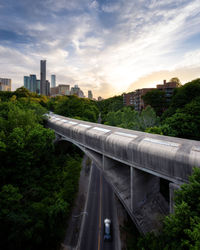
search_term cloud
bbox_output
[128,66,200,92]
[89,1,99,10]
[174,49,200,69]
[101,3,121,13]
[0,0,200,97]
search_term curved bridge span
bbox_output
[46,113,200,234]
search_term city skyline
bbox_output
[0,0,200,98]
[23,59,93,98]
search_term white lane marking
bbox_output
[78,124,91,128]
[143,138,179,147]
[192,146,200,152]
[92,127,110,133]
[114,132,137,138]
[69,121,78,125]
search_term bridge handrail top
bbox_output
[47,112,200,146]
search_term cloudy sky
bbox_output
[0,0,200,98]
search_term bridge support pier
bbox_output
[131,167,160,211]
[103,156,131,209]
[130,167,170,233]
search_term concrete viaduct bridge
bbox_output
[46,113,200,234]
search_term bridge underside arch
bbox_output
[55,136,102,168]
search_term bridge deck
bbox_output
[46,113,200,184]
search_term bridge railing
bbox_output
[46,113,200,184]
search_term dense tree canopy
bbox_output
[162,78,200,119]
[97,95,124,122]
[50,95,99,122]
[162,97,200,140]
[145,79,200,140]
[0,92,82,250]
[142,89,168,116]
[105,106,160,131]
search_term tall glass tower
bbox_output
[40,60,46,95]
[51,75,56,88]
[36,80,40,94]
[30,74,37,92]
[24,76,30,90]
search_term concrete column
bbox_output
[131,167,160,211]
[103,156,131,209]
[169,183,180,213]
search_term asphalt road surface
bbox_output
[80,164,116,250]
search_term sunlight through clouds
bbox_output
[0,0,200,97]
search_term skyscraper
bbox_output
[24,75,39,93]
[51,74,56,88]
[70,84,84,97]
[24,76,30,90]
[30,74,37,92]
[36,80,40,94]
[40,60,46,95]
[88,90,93,99]
[46,80,50,96]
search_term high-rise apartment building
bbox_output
[70,84,79,95]
[24,75,38,93]
[30,74,37,92]
[157,80,180,102]
[50,84,70,96]
[59,84,70,95]
[88,90,93,99]
[36,80,40,94]
[24,76,30,90]
[123,88,155,111]
[46,80,50,96]
[123,79,180,111]
[0,78,11,91]
[24,60,50,95]
[40,60,46,95]
[24,75,40,94]
[71,85,85,97]
[51,75,56,88]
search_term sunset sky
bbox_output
[0,0,200,98]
